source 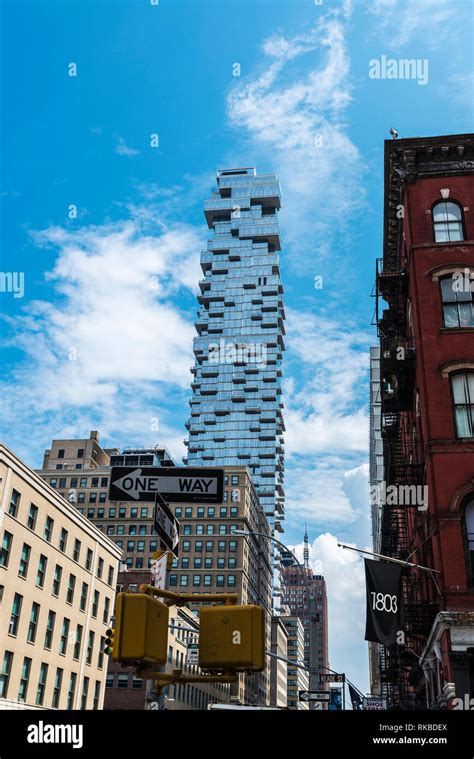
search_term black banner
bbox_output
[364,559,404,645]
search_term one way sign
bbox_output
[109,467,224,504]
[299,691,330,702]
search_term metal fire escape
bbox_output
[375,258,438,709]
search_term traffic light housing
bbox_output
[104,626,115,656]
[199,604,265,672]
[110,592,169,666]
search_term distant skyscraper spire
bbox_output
[304,523,309,569]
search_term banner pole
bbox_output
[337,543,441,574]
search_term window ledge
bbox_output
[440,327,474,334]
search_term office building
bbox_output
[269,616,287,708]
[0,444,121,710]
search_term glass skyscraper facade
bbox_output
[184,166,285,545]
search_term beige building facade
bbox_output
[0,444,121,710]
[281,615,309,710]
[270,616,288,708]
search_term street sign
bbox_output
[362,697,387,711]
[299,691,330,702]
[150,553,168,588]
[319,673,345,684]
[186,643,199,666]
[154,493,180,557]
[109,466,224,503]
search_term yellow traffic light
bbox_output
[112,593,169,666]
[199,604,265,672]
[104,627,115,656]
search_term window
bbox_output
[28,602,40,643]
[98,637,105,670]
[127,540,135,552]
[193,575,201,586]
[130,507,138,518]
[230,506,238,517]
[36,555,48,588]
[89,493,97,504]
[103,597,110,624]
[194,557,202,569]
[207,507,215,517]
[180,575,189,587]
[59,528,68,552]
[106,674,114,688]
[131,676,142,690]
[197,507,205,518]
[204,557,212,569]
[92,590,99,618]
[231,475,239,485]
[119,507,126,518]
[183,540,191,552]
[27,504,38,531]
[87,508,95,519]
[18,657,32,702]
[440,276,474,328]
[81,677,89,709]
[223,492,228,502]
[137,541,145,553]
[59,477,67,488]
[99,493,107,504]
[228,558,236,569]
[185,508,192,518]
[432,200,465,242]
[101,477,108,488]
[97,558,104,579]
[93,680,101,710]
[175,508,182,519]
[117,674,128,689]
[108,565,114,585]
[1,531,12,567]
[220,507,227,517]
[9,489,20,517]
[218,541,226,553]
[44,516,54,542]
[75,464,82,469]
[204,575,211,586]
[19,543,31,578]
[228,575,236,587]
[139,525,146,535]
[72,538,81,563]
[150,540,157,552]
[44,610,56,650]
[66,574,76,604]
[78,493,85,504]
[205,541,213,552]
[36,662,48,706]
[465,498,474,582]
[60,618,70,655]
[77,448,84,458]
[181,557,189,569]
[183,525,192,536]
[52,667,63,708]
[169,574,177,587]
[229,540,237,553]
[452,373,474,437]
[9,593,22,636]
[0,651,13,698]
[216,575,225,587]
[196,525,204,535]
[52,564,62,596]
[109,507,116,517]
[206,525,215,535]
[86,548,93,571]
[70,478,78,488]
[219,525,227,535]
[50,478,57,488]
[86,631,95,665]
[217,557,225,569]
[67,672,77,709]
[117,525,125,536]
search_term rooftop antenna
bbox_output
[303,523,309,569]
[389,127,399,139]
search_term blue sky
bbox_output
[1,0,473,695]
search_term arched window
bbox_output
[432,200,465,243]
[451,372,474,437]
[440,276,474,328]
[464,499,474,581]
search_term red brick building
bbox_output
[376,133,474,709]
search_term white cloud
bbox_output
[115,136,141,157]
[227,12,365,268]
[0,215,205,465]
[292,532,370,696]
[367,0,460,48]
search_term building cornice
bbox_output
[383,134,474,273]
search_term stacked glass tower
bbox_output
[184,167,285,590]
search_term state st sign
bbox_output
[109,467,224,503]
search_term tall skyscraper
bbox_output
[184,167,286,597]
